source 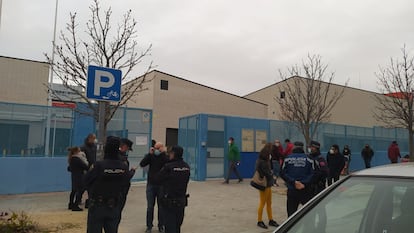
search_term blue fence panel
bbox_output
[0,101,152,194]
[179,113,412,182]
[0,157,70,194]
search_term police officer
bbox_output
[119,138,136,213]
[280,141,314,217]
[308,140,329,197]
[154,146,190,233]
[84,136,132,233]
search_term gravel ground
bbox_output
[0,180,289,233]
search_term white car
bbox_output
[274,163,414,233]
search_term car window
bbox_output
[285,177,414,233]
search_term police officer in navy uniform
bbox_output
[154,146,190,233]
[119,138,136,213]
[280,141,314,217]
[85,136,132,233]
[308,140,329,197]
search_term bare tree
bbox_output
[45,0,152,136]
[277,54,346,146]
[375,46,414,160]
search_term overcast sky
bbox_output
[1,0,414,96]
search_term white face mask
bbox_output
[275,143,280,147]
[330,149,335,154]
[307,148,312,153]
[228,141,232,144]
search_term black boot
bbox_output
[71,205,83,211]
[85,199,89,209]
[269,220,279,227]
[257,221,268,229]
[68,203,73,210]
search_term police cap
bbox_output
[310,140,321,149]
[120,138,133,151]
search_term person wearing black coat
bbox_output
[80,133,97,208]
[326,144,345,186]
[84,136,132,233]
[118,138,136,213]
[140,142,169,233]
[81,133,97,168]
[67,147,89,211]
[361,144,374,168]
[154,146,190,233]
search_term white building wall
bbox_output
[0,56,49,105]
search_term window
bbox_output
[160,80,169,90]
[285,177,414,233]
[280,91,285,99]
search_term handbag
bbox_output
[250,171,267,191]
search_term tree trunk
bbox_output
[409,129,414,162]
[304,126,311,148]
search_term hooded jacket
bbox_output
[283,142,294,156]
[388,143,401,162]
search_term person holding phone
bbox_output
[140,142,169,233]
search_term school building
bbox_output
[0,55,408,192]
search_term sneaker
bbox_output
[222,181,229,184]
[158,226,165,233]
[85,199,90,209]
[238,178,243,183]
[68,203,73,210]
[257,221,268,229]
[71,205,83,212]
[269,220,279,227]
[145,228,152,233]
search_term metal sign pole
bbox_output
[86,65,122,160]
[97,101,106,160]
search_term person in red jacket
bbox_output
[388,141,401,163]
[271,139,284,186]
[283,139,294,157]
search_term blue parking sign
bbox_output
[86,65,122,102]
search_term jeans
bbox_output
[87,205,121,233]
[363,157,372,168]
[164,206,185,233]
[146,184,164,229]
[225,161,242,182]
[272,160,281,177]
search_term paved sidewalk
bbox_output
[0,180,288,233]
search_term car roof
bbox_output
[353,162,414,178]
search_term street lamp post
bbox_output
[45,0,59,156]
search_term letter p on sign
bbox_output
[86,65,122,102]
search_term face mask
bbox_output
[307,148,312,153]
[154,150,161,156]
[329,149,334,154]
[228,141,232,145]
[275,143,280,147]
